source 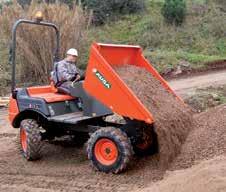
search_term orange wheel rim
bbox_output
[94,138,118,166]
[20,128,27,152]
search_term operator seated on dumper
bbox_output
[51,48,81,95]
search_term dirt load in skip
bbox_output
[114,65,194,167]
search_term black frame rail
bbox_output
[9,19,60,94]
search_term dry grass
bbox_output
[0,1,90,85]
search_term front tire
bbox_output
[19,119,42,160]
[87,127,133,174]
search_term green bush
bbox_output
[216,0,226,11]
[17,0,75,7]
[82,0,145,25]
[17,0,31,6]
[45,0,75,7]
[162,0,186,26]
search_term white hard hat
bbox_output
[67,48,78,57]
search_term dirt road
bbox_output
[0,108,167,192]
[169,69,226,97]
[1,103,226,192]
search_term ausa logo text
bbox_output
[94,70,111,89]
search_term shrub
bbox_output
[82,0,145,25]
[17,0,31,6]
[216,0,226,11]
[0,1,89,86]
[0,0,13,10]
[162,0,186,26]
[16,0,75,7]
[43,0,75,7]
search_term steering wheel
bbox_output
[71,71,86,87]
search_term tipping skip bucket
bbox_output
[84,43,181,124]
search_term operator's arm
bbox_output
[72,74,81,82]
[58,62,78,82]
[71,67,81,82]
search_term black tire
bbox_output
[133,127,158,156]
[87,127,133,174]
[19,119,42,160]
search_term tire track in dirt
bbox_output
[0,123,164,192]
[0,174,138,192]
[0,98,167,192]
[0,133,16,138]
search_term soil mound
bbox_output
[136,155,226,192]
[114,65,194,166]
[171,105,226,169]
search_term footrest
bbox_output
[48,112,91,124]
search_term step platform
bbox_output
[48,112,92,124]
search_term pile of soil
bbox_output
[171,105,226,170]
[139,104,226,192]
[114,65,194,166]
[137,155,226,192]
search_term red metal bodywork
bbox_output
[8,84,74,124]
[9,43,180,126]
[84,43,181,124]
[8,97,19,124]
[27,84,74,103]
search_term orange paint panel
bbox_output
[27,85,75,103]
[94,138,118,166]
[27,85,56,95]
[95,43,139,66]
[84,43,182,124]
[84,43,154,124]
[8,97,19,124]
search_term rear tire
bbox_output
[19,119,42,160]
[87,127,133,174]
[133,126,156,156]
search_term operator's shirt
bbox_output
[57,59,79,82]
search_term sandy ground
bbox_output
[1,104,226,192]
[137,155,226,192]
[0,108,167,192]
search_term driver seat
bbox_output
[27,83,75,103]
